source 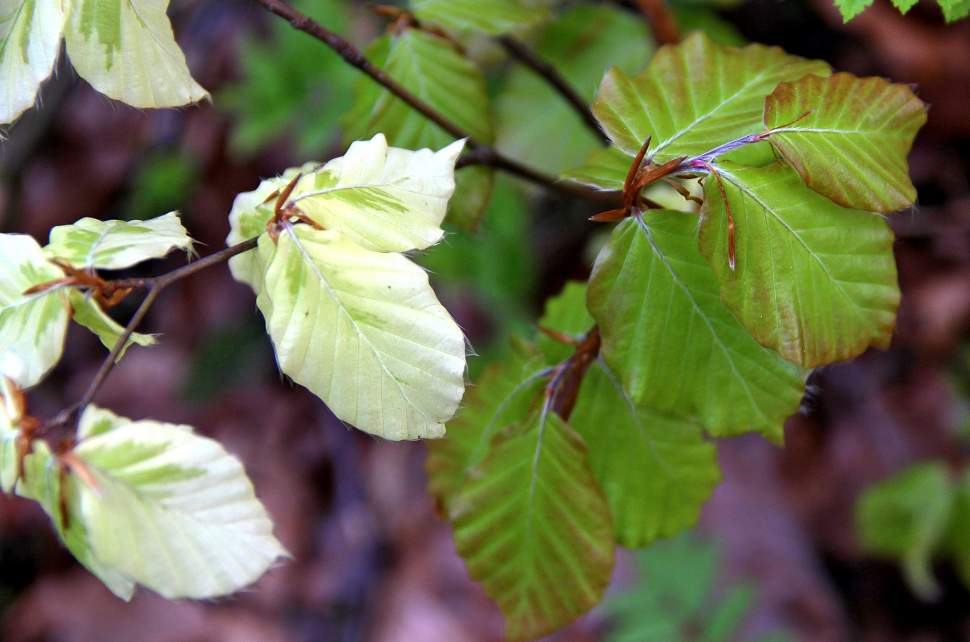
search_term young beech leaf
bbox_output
[539,282,720,547]
[591,32,830,164]
[856,463,953,600]
[250,226,466,440]
[560,146,632,192]
[699,162,900,368]
[46,211,193,270]
[425,338,548,511]
[0,380,23,493]
[24,405,286,600]
[410,0,551,36]
[0,234,70,388]
[588,213,805,441]
[341,31,493,230]
[68,290,156,359]
[449,413,614,642]
[0,0,65,125]
[764,72,927,212]
[63,0,207,109]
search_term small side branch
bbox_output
[633,0,681,45]
[497,36,608,144]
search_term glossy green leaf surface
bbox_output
[700,162,899,367]
[764,73,926,212]
[411,0,551,35]
[450,412,614,641]
[591,32,829,163]
[588,213,804,441]
[0,0,65,124]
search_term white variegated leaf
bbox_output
[0,234,70,387]
[0,0,65,124]
[68,290,156,359]
[0,378,23,493]
[63,0,207,109]
[250,225,466,440]
[46,211,193,270]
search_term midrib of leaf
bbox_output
[282,226,432,431]
[0,286,65,316]
[292,178,428,204]
[84,225,115,268]
[633,215,770,425]
[0,2,26,61]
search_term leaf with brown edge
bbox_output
[449,412,614,642]
[764,72,927,213]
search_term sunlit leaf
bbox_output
[342,30,492,229]
[587,213,804,441]
[0,234,70,388]
[46,211,193,270]
[0,0,65,124]
[411,0,551,35]
[0,378,23,493]
[450,412,614,641]
[63,0,207,108]
[832,0,872,21]
[699,162,899,367]
[68,290,156,359]
[249,225,466,440]
[764,72,926,212]
[591,32,829,162]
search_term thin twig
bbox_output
[497,36,608,144]
[633,0,681,45]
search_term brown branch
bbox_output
[497,36,608,144]
[633,0,681,45]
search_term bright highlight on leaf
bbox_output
[764,72,927,212]
[699,162,900,367]
[411,0,551,35]
[0,0,65,124]
[0,234,70,388]
[449,412,614,642]
[46,211,194,270]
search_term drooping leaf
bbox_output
[249,225,466,440]
[699,162,899,368]
[764,72,926,212]
[425,338,548,511]
[833,0,872,21]
[940,0,970,22]
[289,134,465,253]
[587,213,804,441]
[591,32,829,163]
[890,0,919,13]
[341,30,492,229]
[63,0,207,108]
[0,378,23,493]
[46,211,193,270]
[856,463,953,600]
[411,0,551,35]
[495,3,653,174]
[0,234,70,388]
[68,290,156,359]
[450,412,614,641]
[0,0,65,124]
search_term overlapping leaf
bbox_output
[699,162,899,367]
[0,379,23,493]
[46,211,193,270]
[411,0,551,35]
[588,213,804,441]
[591,32,829,163]
[68,290,156,358]
[449,412,614,642]
[764,72,926,212]
[0,0,65,124]
[834,0,969,22]
[64,0,207,108]
[0,234,70,388]
[342,30,492,229]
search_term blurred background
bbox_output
[1,0,969,640]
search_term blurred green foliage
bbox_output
[124,151,197,221]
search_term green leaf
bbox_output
[425,338,548,512]
[46,211,194,270]
[764,72,926,212]
[495,3,653,174]
[0,0,65,124]
[561,146,631,192]
[536,280,592,362]
[288,134,465,253]
[856,462,953,600]
[0,234,70,388]
[411,0,551,35]
[940,0,970,22]
[591,32,829,163]
[833,0,872,21]
[699,162,899,368]
[587,213,804,441]
[450,412,614,641]
[342,30,493,229]
[943,471,970,587]
[63,0,207,109]
[1,379,23,493]
[249,225,466,440]
[68,290,156,359]
[891,0,919,13]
